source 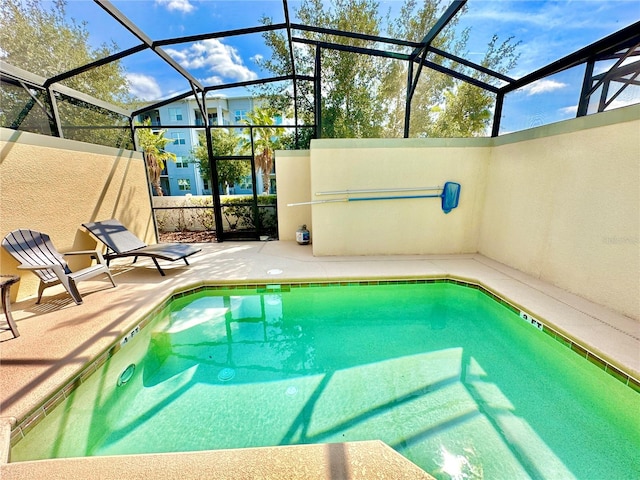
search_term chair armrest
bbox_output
[18,264,67,276]
[63,250,101,256]
[63,250,107,264]
[18,264,58,270]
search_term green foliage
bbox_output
[192,130,250,191]
[280,127,315,150]
[0,0,133,105]
[222,195,277,233]
[257,0,520,138]
[136,121,176,196]
[257,0,386,139]
[240,107,285,193]
[190,198,216,231]
[0,0,138,146]
[224,195,277,207]
[419,33,520,137]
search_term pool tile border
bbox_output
[9,276,640,449]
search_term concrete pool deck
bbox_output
[1,241,639,479]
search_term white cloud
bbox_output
[251,54,264,64]
[559,105,578,116]
[126,73,163,100]
[155,0,195,13]
[202,75,224,86]
[165,39,258,83]
[463,1,619,31]
[519,79,568,96]
[460,1,630,75]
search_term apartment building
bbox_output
[137,95,269,196]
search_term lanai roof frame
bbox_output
[0,0,638,142]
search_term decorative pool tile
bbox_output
[586,354,607,371]
[9,427,23,444]
[571,343,589,359]
[42,392,66,414]
[606,365,629,384]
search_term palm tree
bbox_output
[136,121,176,196]
[241,107,284,194]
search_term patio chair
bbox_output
[1,229,116,305]
[82,219,201,276]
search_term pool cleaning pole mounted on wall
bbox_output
[288,181,461,213]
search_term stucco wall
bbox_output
[479,107,640,319]
[274,106,639,319]
[308,138,491,256]
[275,150,312,241]
[0,128,154,302]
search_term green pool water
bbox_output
[12,283,640,479]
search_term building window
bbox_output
[238,175,252,190]
[138,110,161,126]
[175,156,188,168]
[168,108,183,122]
[208,112,218,125]
[203,179,210,190]
[177,179,191,191]
[234,110,248,123]
[171,132,186,145]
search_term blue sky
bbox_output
[59,0,639,134]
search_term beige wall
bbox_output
[480,107,640,319]
[274,106,639,319]
[2,105,638,318]
[275,150,312,241]
[308,138,491,256]
[0,128,154,301]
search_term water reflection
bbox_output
[143,292,317,387]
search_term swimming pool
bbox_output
[10,281,640,478]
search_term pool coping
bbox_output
[7,274,640,457]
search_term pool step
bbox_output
[1,440,435,479]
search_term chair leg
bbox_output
[105,269,117,288]
[66,279,83,305]
[36,281,46,304]
[183,258,190,266]
[2,281,20,338]
[151,258,166,276]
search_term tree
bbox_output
[257,0,519,138]
[257,0,386,139]
[385,9,520,137]
[136,123,176,196]
[0,0,137,146]
[192,130,250,193]
[240,107,285,194]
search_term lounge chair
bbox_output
[2,229,116,305]
[82,219,201,276]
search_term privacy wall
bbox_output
[275,150,312,242]
[0,128,154,301]
[480,107,639,320]
[307,137,491,256]
[276,105,639,319]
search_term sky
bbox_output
[56,0,639,134]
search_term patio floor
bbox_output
[1,241,638,479]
